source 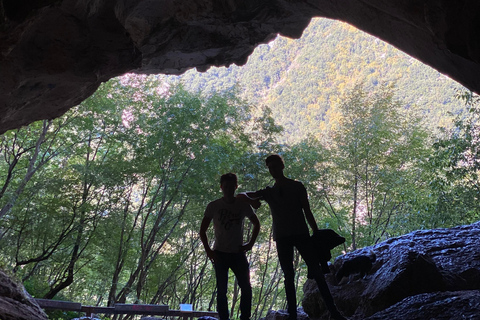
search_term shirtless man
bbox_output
[200,173,260,320]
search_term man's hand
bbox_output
[206,248,216,263]
[250,199,261,209]
[241,243,254,252]
[236,193,261,209]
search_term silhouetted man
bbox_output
[200,173,260,320]
[238,155,346,320]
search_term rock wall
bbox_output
[302,222,480,319]
[1,0,480,133]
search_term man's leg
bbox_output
[230,252,252,320]
[214,251,231,320]
[295,237,346,320]
[276,237,297,320]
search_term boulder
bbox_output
[365,290,480,320]
[302,222,480,319]
[0,270,47,320]
[260,307,309,320]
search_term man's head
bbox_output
[265,154,285,179]
[220,172,238,195]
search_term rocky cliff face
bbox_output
[1,0,480,134]
[302,222,480,320]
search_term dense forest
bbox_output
[165,18,465,142]
[0,18,479,320]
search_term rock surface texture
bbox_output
[0,270,47,320]
[1,0,480,133]
[302,222,480,320]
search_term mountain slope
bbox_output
[163,18,466,142]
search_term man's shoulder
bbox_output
[236,200,255,217]
[206,198,223,208]
[208,198,248,208]
[287,178,304,187]
[236,198,254,209]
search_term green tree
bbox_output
[427,91,480,226]
[0,75,288,320]
[327,82,430,249]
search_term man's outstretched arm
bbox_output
[236,192,262,209]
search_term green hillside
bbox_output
[163,18,465,143]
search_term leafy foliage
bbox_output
[427,91,480,226]
[0,75,290,319]
[164,18,465,143]
[324,82,431,249]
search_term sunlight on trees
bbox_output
[0,74,478,320]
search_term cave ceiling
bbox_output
[1,0,480,134]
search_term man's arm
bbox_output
[300,188,319,233]
[199,216,216,262]
[241,213,260,252]
[236,191,262,209]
